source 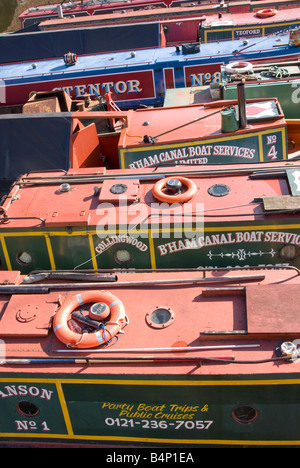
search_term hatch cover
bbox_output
[201,284,300,337]
[246,284,300,335]
[0,293,60,336]
[262,195,300,211]
[99,179,140,203]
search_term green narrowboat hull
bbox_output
[1,222,300,273]
[223,80,300,119]
[1,372,300,447]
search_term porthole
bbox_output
[146,307,175,329]
[208,184,230,197]
[114,248,132,265]
[16,400,39,418]
[110,183,128,194]
[16,251,33,266]
[280,244,298,260]
[232,405,258,424]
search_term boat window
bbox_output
[16,251,33,266]
[280,245,298,260]
[232,405,258,424]
[146,307,175,329]
[114,249,132,265]
[16,401,39,418]
[208,184,230,197]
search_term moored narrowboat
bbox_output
[17,0,300,29]
[2,28,300,109]
[2,161,300,272]
[1,91,300,191]
[34,4,300,45]
[0,267,300,447]
[220,57,300,120]
[6,7,300,66]
[163,54,300,119]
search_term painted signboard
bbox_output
[1,375,300,446]
[120,127,286,169]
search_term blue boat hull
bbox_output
[1,31,300,108]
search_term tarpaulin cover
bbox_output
[0,113,72,192]
[0,22,162,64]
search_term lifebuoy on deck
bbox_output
[256,8,278,18]
[224,61,253,74]
[152,176,197,203]
[53,290,126,348]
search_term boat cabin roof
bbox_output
[1,161,299,229]
[119,99,285,147]
[1,267,300,376]
[0,31,291,82]
[38,4,300,30]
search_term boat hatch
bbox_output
[99,179,141,203]
[262,195,300,211]
[201,284,300,338]
[0,271,21,285]
[209,20,234,27]
[0,293,60,337]
[243,100,280,122]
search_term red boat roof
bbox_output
[118,99,286,148]
[0,267,300,376]
[39,3,300,30]
[0,159,297,230]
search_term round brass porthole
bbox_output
[145,307,175,329]
[16,400,39,418]
[113,249,132,265]
[280,244,298,261]
[16,251,33,266]
[232,405,258,424]
[208,184,230,197]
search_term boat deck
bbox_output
[120,99,286,147]
[203,6,300,27]
[0,161,296,230]
[0,268,300,377]
[39,4,300,30]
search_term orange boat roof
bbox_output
[0,160,297,230]
[119,99,286,148]
[0,267,300,377]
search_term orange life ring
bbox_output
[152,176,197,203]
[53,290,126,348]
[256,8,278,18]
